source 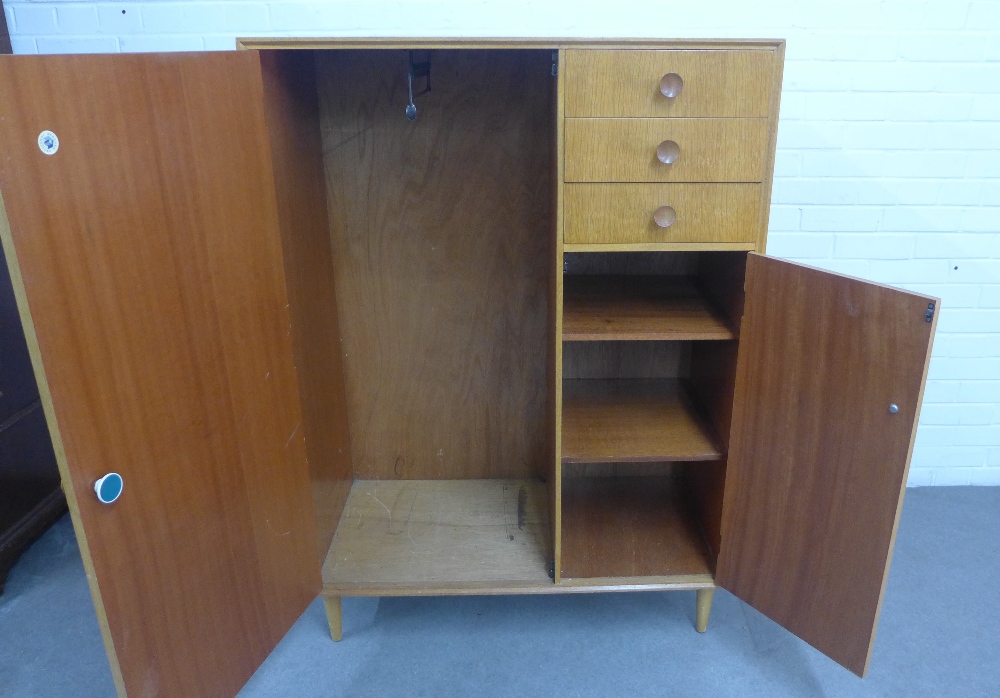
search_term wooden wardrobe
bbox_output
[0,38,937,698]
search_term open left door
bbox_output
[0,53,319,696]
[717,254,937,677]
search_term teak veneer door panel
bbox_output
[717,254,937,677]
[0,53,320,697]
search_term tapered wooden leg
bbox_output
[696,588,714,633]
[324,596,343,642]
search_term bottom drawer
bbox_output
[564,183,760,246]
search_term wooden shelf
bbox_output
[561,378,722,463]
[563,275,735,341]
[560,476,714,581]
[323,479,553,595]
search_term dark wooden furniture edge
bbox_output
[0,1,11,56]
[0,486,67,593]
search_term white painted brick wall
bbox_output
[6,0,1000,485]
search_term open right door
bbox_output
[716,254,937,677]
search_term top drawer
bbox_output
[564,49,776,118]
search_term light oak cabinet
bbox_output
[0,39,937,698]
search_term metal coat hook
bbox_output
[406,51,432,121]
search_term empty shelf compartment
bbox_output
[561,378,722,463]
[562,275,735,341]
[560,475,714,582]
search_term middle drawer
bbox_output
[565,118,768,183]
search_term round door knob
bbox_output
[889,403,899,414]
[94,473,123,504]
[656,140,680,164]
[654,206,676,228]
[659,73,683,99]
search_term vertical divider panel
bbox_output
[552,48,566,583]
[259,50,354,565]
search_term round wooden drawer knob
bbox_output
[659,73,683,99]
[656,140,680,164]
[654,206,676,228]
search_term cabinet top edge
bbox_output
[236,37,786,51]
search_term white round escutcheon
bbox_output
[38,130,59,155]
[94,472,124,504]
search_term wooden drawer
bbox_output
[565,118,768,183]
[564,183,760,245]
[564,50,775,118]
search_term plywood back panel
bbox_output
[560,475,714,580]
[317,50,553,480]
[564,251,698,276]
[562,340,687,380]
[259,50,353,563]
[718,254,937,676]
[562,462,677,479]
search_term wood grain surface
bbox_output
[2,188,127,693]
[317,49,553,480]
[562,340,687,381]
[565,242,757,253]
[0,53,320,698]
[683,339,741,563]
[677,459,727,564]
[563,275,736,341]
[565,118,768,183]
[323,479,552,594]
[564,49,777,118]
[552,47,566,581]
[564,183,761,245]
[717,254,937,676]
[696,252,748,338]
[679,255,748,563]
[259,50,354,563]
[563,461,676,478]
[562,378,722,463]
[683,269,744,564]
[560,475,714,580]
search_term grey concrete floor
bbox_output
[1,486,998,697]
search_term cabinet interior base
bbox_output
[322,478,715,597]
